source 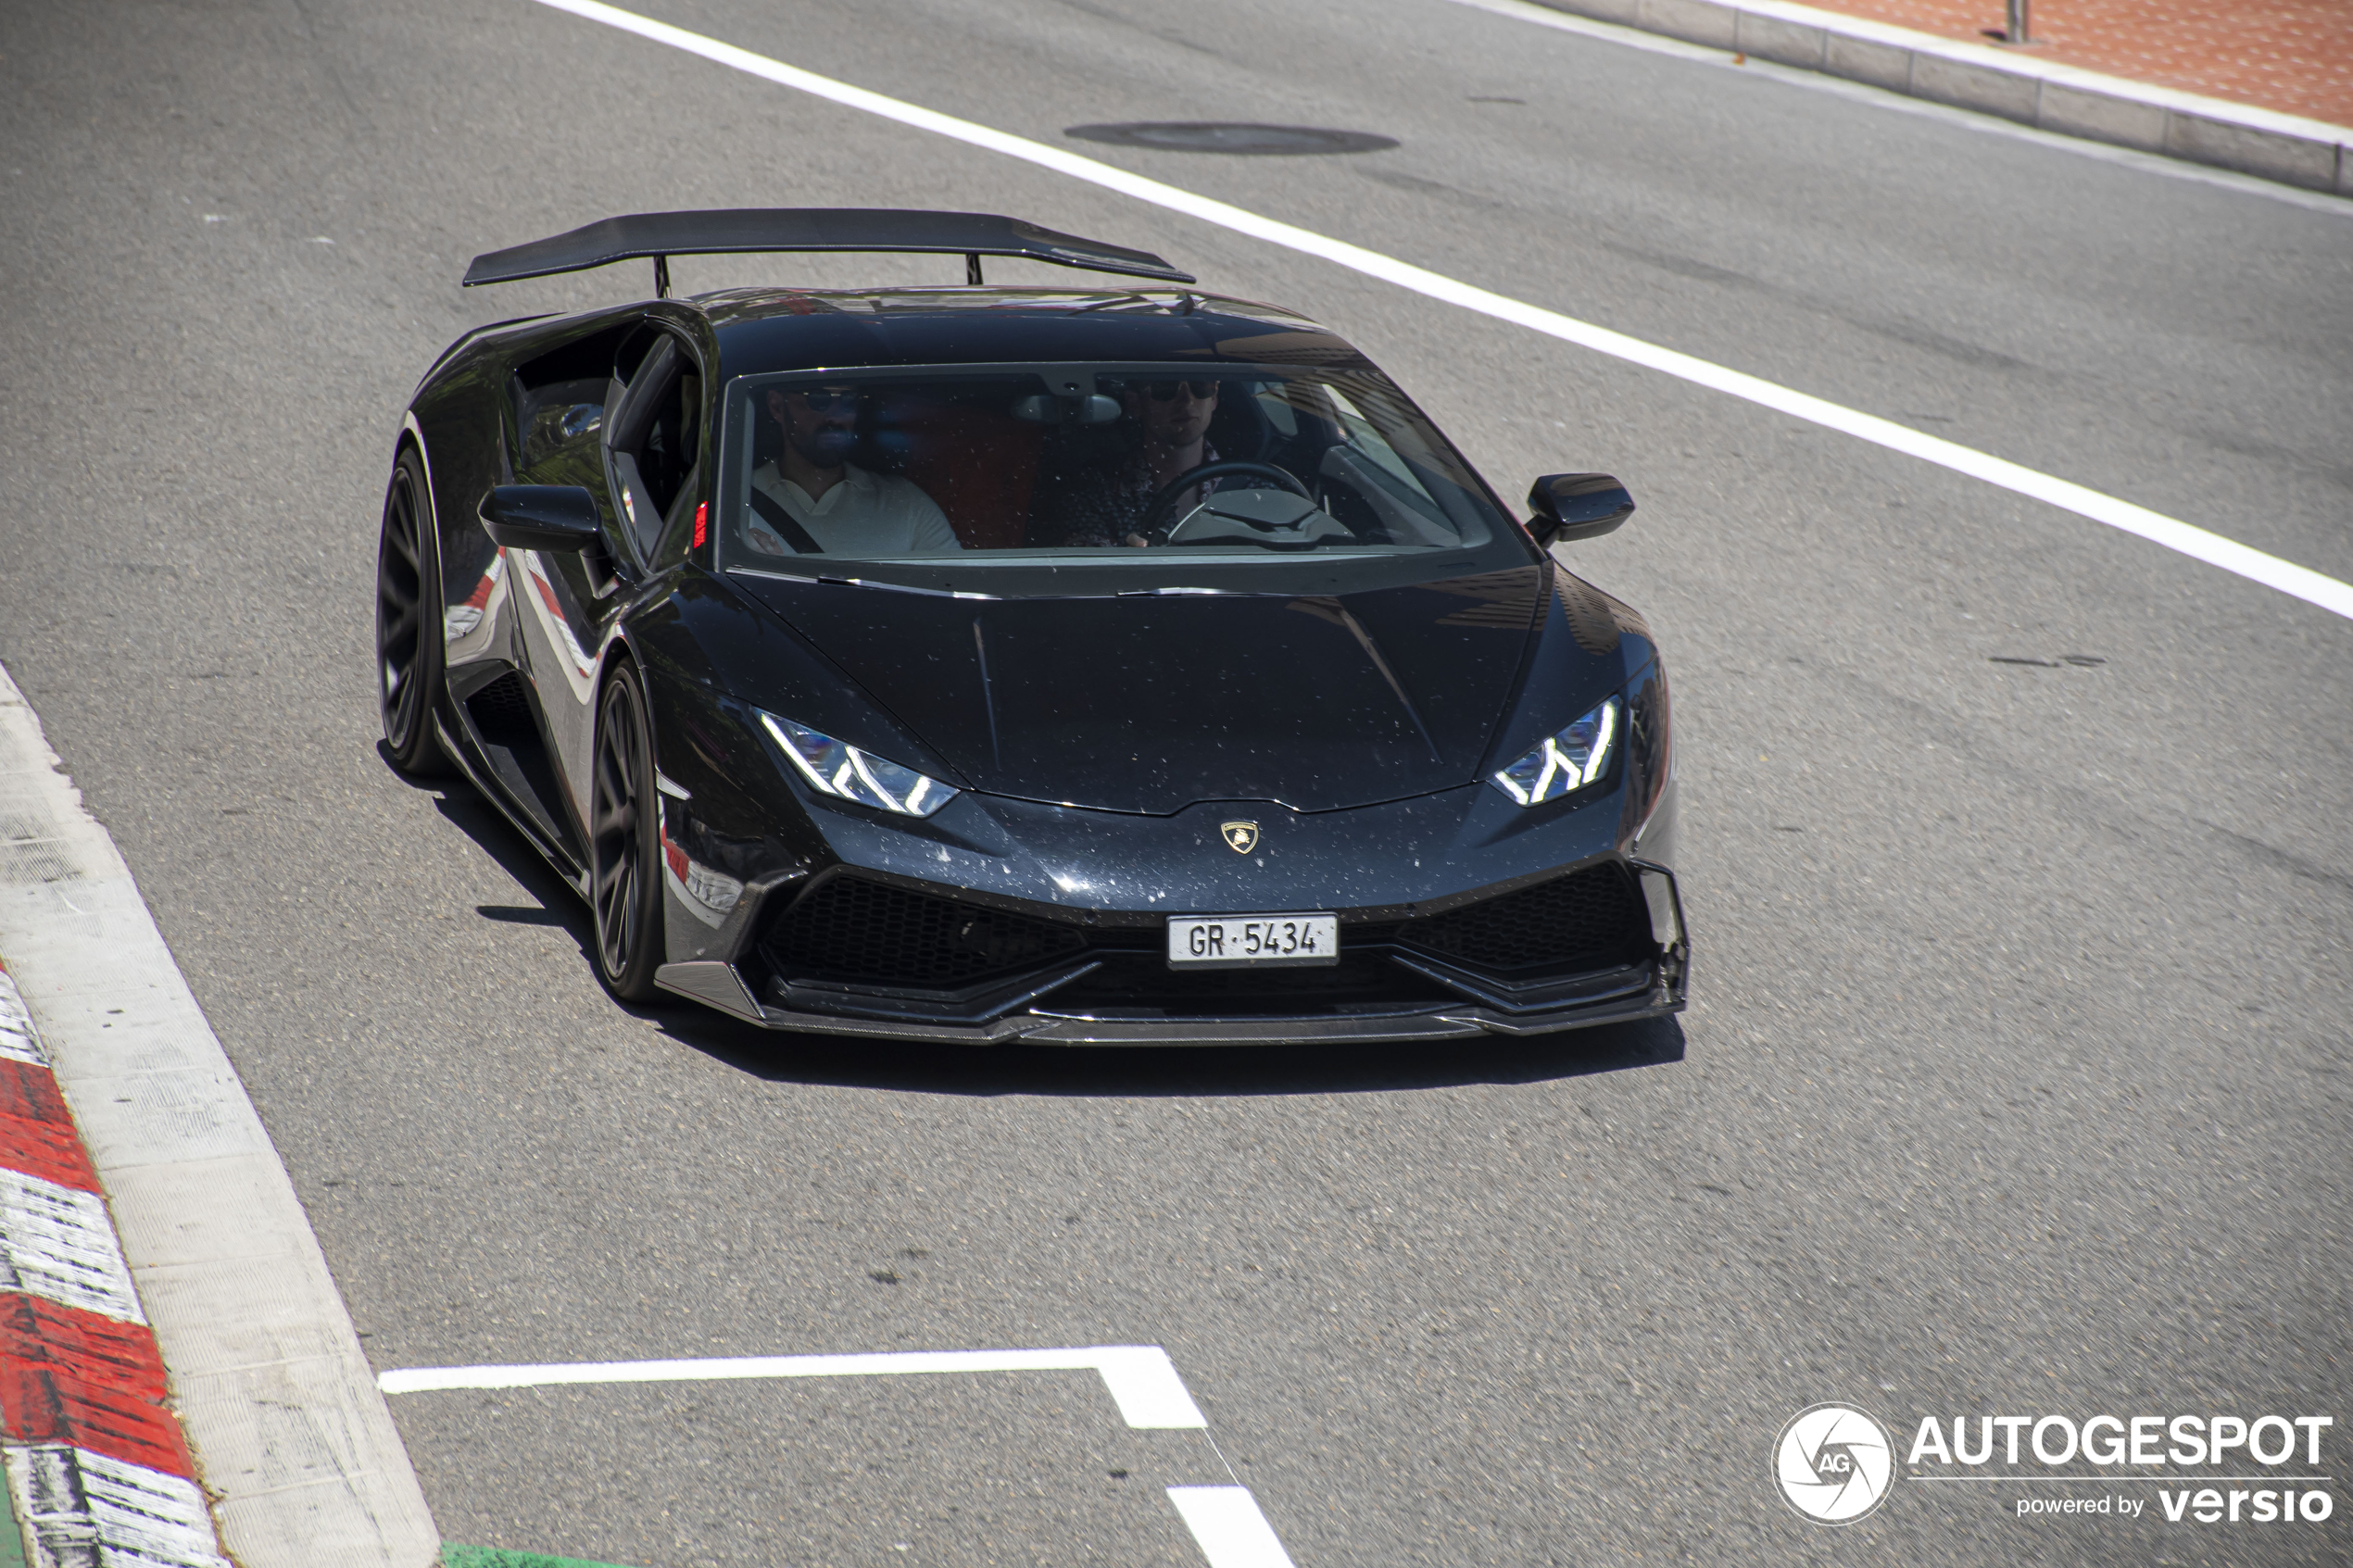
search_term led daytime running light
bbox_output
[759,711,958,818]
[1490,696,1619,807]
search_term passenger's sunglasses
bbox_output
[786,390,863,412]
[1142,379,1218,402]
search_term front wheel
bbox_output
[589,664,665,1001]
[374,447,453,773]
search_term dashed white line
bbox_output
[1167,1486,1300,1568]
[528,0,2353,623]
[384,1346,1308,1565]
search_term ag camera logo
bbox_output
[1775,1403,1895,1524]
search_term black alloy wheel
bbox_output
[590,664,664,1001]
[374,448,451,773]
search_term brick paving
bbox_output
[1795,0,2353,127]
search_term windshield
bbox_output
[714,362,1523,589]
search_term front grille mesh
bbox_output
[761,876,1087,988]
[758,864,1651,1000]
[1395,862,1649,974]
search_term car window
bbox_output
[1322,383,1420,493]
[714,362,1513,590]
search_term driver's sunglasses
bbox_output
[791,390,864,412]
[1142,379,1217,402]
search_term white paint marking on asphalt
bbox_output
[385,1349,1302,1561]
[0,1169,145,1323]
[0,661,440,1568]
[528,0,2353,624]
[380,1345,1211,1427]
[1166,1487,1299,1568]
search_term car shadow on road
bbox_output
[384,746,605,968]
[389,745,1686,1097]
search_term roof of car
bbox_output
[690,286,1371,380]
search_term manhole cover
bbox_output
[1064,122,1399,156]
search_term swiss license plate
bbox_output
[1166,912,1340,969]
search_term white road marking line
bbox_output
[380,1345,1211,1427]
[527,0,2353,624]
[387,1348,1302,1562]
[0,1168,146,1324]
[1167,1487,1299,1568]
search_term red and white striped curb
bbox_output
[0,966,229,1568]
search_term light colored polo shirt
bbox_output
[747,462,961,556]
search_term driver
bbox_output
[746,384,961,555]
[1028,376,1223,548]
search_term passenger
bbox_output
[1029,377,1224,548]
[746,384,961,555]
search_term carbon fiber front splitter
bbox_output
[654,956,1684,1047]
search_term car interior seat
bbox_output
[896,397,1042,550]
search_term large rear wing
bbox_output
[461,207,1195,295]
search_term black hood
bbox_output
[736,570,1554,813]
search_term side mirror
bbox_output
[1527,472,1635,546]
[479,485,604,552]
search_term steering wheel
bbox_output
[1140,460,1312,545]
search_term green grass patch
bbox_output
[442,1545,642,1568]
[0,1478,26,1568]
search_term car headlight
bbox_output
[758,710,959,818]
[1490,696,1619,806]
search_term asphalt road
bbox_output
[2,0,2349,1563]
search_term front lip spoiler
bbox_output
[656,957,1682,1046]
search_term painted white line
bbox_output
[1167,1486,1299,1568]
[527,0,2353,624]
[0,662,440,1568]
[0,1168,145,1324]
[380,1345,1210,1428]
[385,1348,1306,1562]
[4,1444,232,1568]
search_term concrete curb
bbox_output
[1525,0,2353,194]
[0,663,440,1568]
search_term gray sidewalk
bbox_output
[1519,0,2353,192]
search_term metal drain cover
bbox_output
[1064,122,1398,156]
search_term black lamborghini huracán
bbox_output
[376,207,1683,1044]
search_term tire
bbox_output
[590,663,665,1001]
[375,446,454,773]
